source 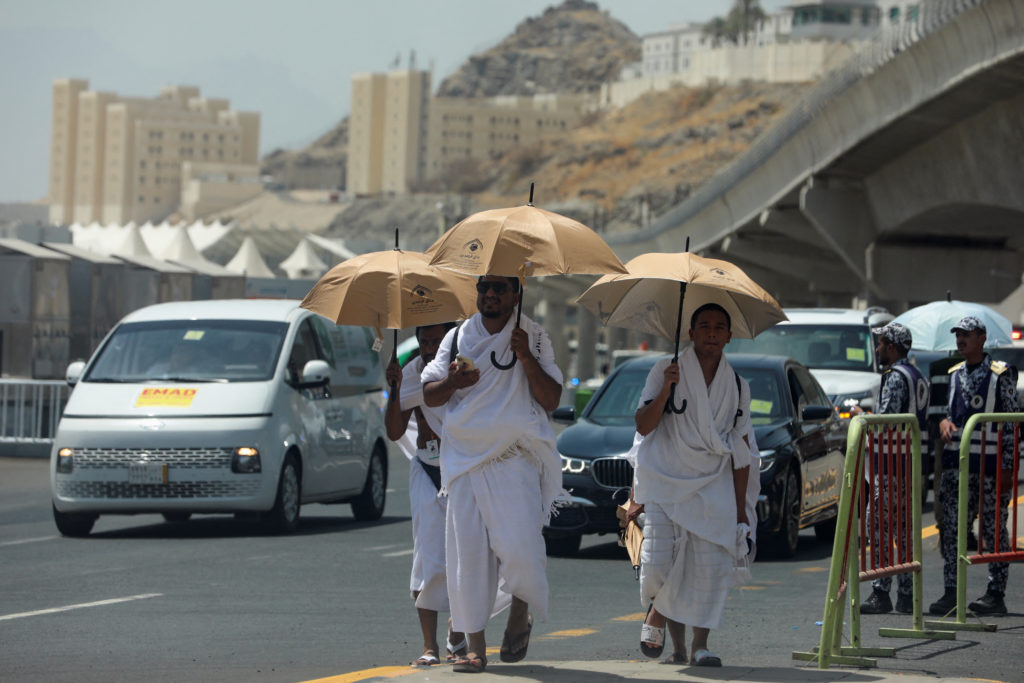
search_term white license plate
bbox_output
[128,462,167,485]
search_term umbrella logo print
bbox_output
[410,284,434,305]
[462,239,483,258]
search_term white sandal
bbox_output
[640,622,665,658]
[446,634,468,663]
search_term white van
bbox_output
[50,299,390,536]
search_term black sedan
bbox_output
[547,353,847,557]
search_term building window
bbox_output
[908,5,919,21]
[890,6,900,21]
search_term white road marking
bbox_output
[382,548,414,557]
[0,593,163,622]
[366,544,402,551]
[0,536,57,547]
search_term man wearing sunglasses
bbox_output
[421,274,564,673]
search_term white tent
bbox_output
[225,236,276,278]
[279,238,328,280]
[161,224,226,272]
[113,224,154,259]
[306,234,356,262]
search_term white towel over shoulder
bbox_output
[633,347,752,552]
[421,313,563,514]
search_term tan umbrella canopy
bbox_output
[426,183,626,369]
[578,248,786,412]
[301,248,477,332]
[577,250,786,343]
[425,185,626,278]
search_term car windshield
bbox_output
[738,367,788,425]
[989,346,1024,370]
[85,319,288,383]
[586,363,789,427]
[587,369,648,427]
[727,324,875,372]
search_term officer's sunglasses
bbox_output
[476,281,510,295]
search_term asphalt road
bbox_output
[1,453,1022,683]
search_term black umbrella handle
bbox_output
[666,280,687,413]
[491,285,524,371]
[491,298,522,370]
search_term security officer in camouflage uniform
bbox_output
[929,316,1018,616]
[860,322,929,615]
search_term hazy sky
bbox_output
[0,0,789,203]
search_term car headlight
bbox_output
[560,455,587,474]
[56,447,74,474]
[758,449,775,473]
[837,390,874,419]
[231,447,262,473]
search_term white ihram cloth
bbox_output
[634,348,752,629]
[394,357,449,611]
[421,312,563,631]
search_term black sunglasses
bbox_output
[476,281,511,295]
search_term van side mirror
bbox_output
[297,359,331,389]
[802,405,833,421]
[551,405,576,423]
[66,361,86,386]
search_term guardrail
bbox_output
[0,379,69,455]
[793,414,954,669]
[925,412,1024,632]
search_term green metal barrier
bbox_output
[793,414,954,669]
[924,412,1024,634]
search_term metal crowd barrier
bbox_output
[0,379,69,452]
[925,412,1024,633]
[794,414,954,670]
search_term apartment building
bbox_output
[48,79,260,226]
[425,94,587,179]
[346,70,431,195]
[347,69,589,195]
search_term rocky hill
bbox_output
[436,0,640,97]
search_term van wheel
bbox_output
[351,444,387,521]
[263,455,301,533]
[162,512,191,523]
[53,505,97,537]
[769,470,801,558]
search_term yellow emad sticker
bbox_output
[183,330,205,340]
[846,348,866,361]
[750,399,773,414]
[135,387,198,407]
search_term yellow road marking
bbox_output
[921,492,1024,539]
[612,612,647,622]
[798,566,826,573]
[300,665,414,683]
[543,628,597,638]
[740,585,766,590]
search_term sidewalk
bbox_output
[353,659,990,682]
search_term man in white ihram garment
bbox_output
[384,323,467,667]
[422,274,563,674]
[626,303,753,667]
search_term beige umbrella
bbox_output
[577,248,786,412]
[425,185,626,279]
[301,249,477,332]
[616,502,644,580]
[426,183,626,369]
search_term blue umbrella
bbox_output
[891,299,1013,351]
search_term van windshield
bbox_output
[726,324,875,372]
[86,320,288,383]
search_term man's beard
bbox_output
[481,308,503,319]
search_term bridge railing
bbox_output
[618,0,989,246]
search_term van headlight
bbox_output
[231,447,262,473]
[561,455,587,474]
[56,447,74,474]
[758,449,776,473]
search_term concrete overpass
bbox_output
[604,0,1024,313]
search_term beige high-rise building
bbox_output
[346,69,588,195]
[347,69,430,196]
[425,94,587,178]
[48,79,260,226]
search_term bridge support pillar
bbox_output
[576,304,597,382]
